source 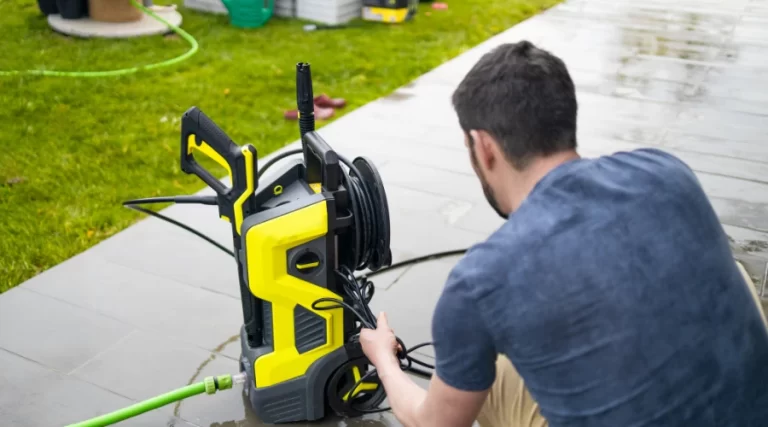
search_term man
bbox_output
[360,40,768,427]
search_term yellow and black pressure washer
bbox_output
[122,63,438,424]
[362,0,418,23]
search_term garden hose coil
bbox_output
[0,0,198,78]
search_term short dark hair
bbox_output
[452,40,578,169]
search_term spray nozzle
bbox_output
[296,62,315,137]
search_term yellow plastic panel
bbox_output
[245,200,345,387]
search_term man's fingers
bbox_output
[377,311,389,329]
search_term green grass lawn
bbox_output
[0,0,559,292]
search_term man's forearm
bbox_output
[376,354,428,427]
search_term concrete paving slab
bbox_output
[377,160,485,205]
[69,330,234,402]
[4,0,768,425]
[661,131,768,164]
[0,287,134,373]
[22,253,244,357]
[90,212,241,298]
[388,211,487,257]
[0,348,188,427]
[68,329,246,426]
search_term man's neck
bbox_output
[507,150,581,211]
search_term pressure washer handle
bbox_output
[302,132,341,191]
[180,107,240,194]
[180,106,257,233]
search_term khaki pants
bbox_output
[477,261,767,427]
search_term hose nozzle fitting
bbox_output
[296,62,315,137]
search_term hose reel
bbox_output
[338,155,392,274]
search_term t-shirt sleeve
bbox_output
[431,274,497,392]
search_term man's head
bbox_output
[452,40,579,219]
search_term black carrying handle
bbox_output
[180,106,242,196]
[180,106,257,232]
[302,132,341,192]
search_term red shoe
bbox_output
[284,104,335,120]
[314,94,347,109]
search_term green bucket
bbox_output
[222,0,275,28]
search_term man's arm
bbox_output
[360,279,497,427]
[373,342,490,427]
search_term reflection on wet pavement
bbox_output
[2,0,767,426]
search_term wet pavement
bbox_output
[2,0,768,426]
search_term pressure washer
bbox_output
[362,0,418,23]
[68,62,468,427]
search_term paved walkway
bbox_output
[2,0,767,426]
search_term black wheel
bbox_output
[326,359,386,417]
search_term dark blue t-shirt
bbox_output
[432,148,768,426]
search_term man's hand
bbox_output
[360,312,400,369]
[358,311,490,427]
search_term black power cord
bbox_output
[122,151,470,415]
[312,266,435,414]
[122,196,235,258]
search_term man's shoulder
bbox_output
[544,148,703,207]
[445,223,532,294]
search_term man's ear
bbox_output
[470,130,498,171]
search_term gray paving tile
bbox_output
[577,92,684,127]
[452,202,507,236]
[0,348,182,427]
[660,132,768,164]
[321,124,474,178]
[70,330,236,401]
[386,184,473,221]
[710,198,768,234]
[358,105,461,134]
[672,107,767,142]
[90,208,241,299]
[573,70,704,104]
[697,96,768,117]
[320,112,462,152]
[66,329,252,426]
[0,287,134,373]
[377,159,486,205]
[23,255,243,356]
[389,212,487,256]
[369,257,463,359]
[696,173,768,205]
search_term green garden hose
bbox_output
[66,373,246,427]
[0,0,198,78]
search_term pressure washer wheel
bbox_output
[326,359,387,417]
